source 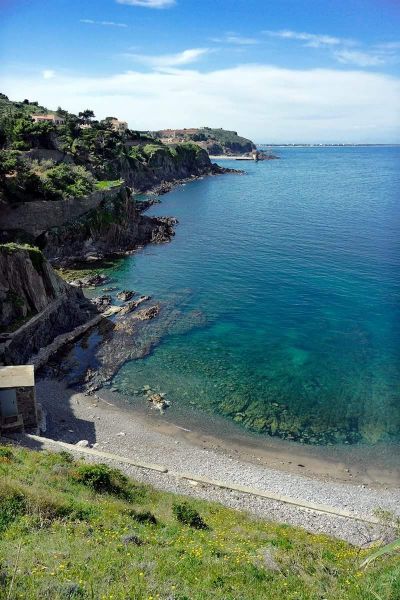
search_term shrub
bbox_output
[0,484,26,532]
[71,463,144,502]
[0,446,14,461]
[129,509,158,525]
[172,502,208,530]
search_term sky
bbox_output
[1,0,400,143]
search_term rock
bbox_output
[134,305,160,321]
[92,295,112,308]
[70,273,109,288]
[116,290,136,302]
[118,295,151,315]
[116,431,126,436]
[148,393,170,413]
[76,440,89,447]
[121,533,143,546]
[262,548,280,572]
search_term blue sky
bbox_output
[1,0,400,142]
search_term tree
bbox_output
[78,109,95,124]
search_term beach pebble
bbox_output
[116,432,126,436]
[76,440,89,448]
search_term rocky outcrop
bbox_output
[153,128,256,157]
[107,145,223,192]
[39,188,178,266]
[0,245,97,363]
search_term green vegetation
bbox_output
[0,152,96,202]
[0,445,399,599]
[95,179,123,190]
[0,94,211,210]
[156,127,255,154]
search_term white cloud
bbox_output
[212,35,259,45]
[80,19,128,28]
[375,41,400,51]
[124,48,210,68]
[265,30,352,48]
[116,0,175,7]
[42,69,56,79]
[4,64,399,143]
[334,49,386,67]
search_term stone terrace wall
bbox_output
[0,184,124,238]
[16,386,37,428]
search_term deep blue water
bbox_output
[112,147,400,445]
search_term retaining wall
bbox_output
[0,184,124,238]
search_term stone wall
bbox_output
[0,184,124,239]
[16,386,37,428]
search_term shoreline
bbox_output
[48,168,400,488]
[33,377,400,544]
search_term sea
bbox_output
[106,146,400,446]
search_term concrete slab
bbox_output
[0,365,34,388]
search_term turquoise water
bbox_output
[112,147,400,445]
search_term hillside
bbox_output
[0,95,225,265]
[0,443,398,600]
[153,127,257,156]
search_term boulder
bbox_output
[116,290,136,302]
[92,295,112,308]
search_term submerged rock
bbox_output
[148,393,171,413]
[116,290,136,302]
[118,295,151,315]
[134,305,160,321]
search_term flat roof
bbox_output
[0,365,34,388]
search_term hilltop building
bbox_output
[32,114,65,125]
[107,118,128,132]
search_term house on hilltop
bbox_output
[106,117,128,132]
[32,114,65,125]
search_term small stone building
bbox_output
[31,114,65,125]
[0,365,38,433]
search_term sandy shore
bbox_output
[29,377,400,545]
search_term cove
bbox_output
[110,146,400,446]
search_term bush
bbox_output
[129,509,158,525]
[40,163,95,200]
[172,502,208,530]
[71,463,144,502]
[0,446,14,461]
[0,486,26,532]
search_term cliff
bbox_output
[39,187,177,265]
[0,244,97,363]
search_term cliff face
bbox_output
[0,245,96,363]
[39,188,177,265]
[122,145,216,191]
[90,144,219,192]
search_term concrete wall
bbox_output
[0,185,124,238]
[16,386,37,428]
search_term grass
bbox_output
[0,445,399,600]
[95,180,123,190]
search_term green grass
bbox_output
[0,445,399,600]
[95,179,123,190]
